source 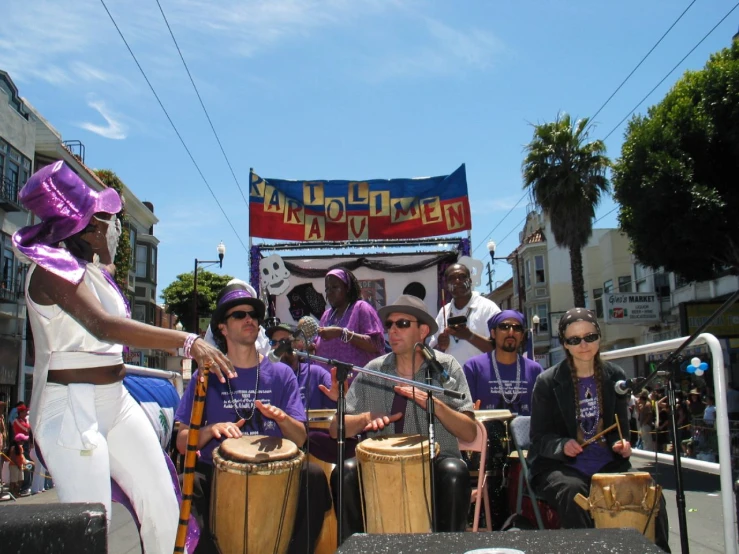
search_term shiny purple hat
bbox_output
[12,161,122,284]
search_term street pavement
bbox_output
[0,457,732,553]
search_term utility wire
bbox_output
[153,0,250,209]
[471,190,528,255]
[477,1,733,263]
[98,0,250,254]
[590,0,698,123]
[603,1,739,141]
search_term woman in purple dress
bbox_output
[314,268,384,373]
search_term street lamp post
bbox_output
[192,241,226,334]
[487,240,525,313]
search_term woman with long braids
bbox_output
[527,308,670,552]
[13,161,233,552]
[314,268,384,376]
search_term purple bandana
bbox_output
[488,309,525,331]
[326,268,350,286]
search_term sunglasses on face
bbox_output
[226,310,257,321]
[563,333,600,346]
[269,338,292,347]
[497,322,524,333]
[384,319,419,330]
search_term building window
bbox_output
[135,244,147,278]
[603,279,614,294]
[129,227,137,266]
[150,247,157,283]
[593,288,604,318]
[634,264,650,292]
[535,255,545,284]
[536,304,549,333]
[525,259,531,288]
[133,303,146,322]
[618,275,632,292]
[2,246,14,290]
[655,272,670,297]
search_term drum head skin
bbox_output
[474,409,514,421]
[357,434,431,455]
[219,435,298,463]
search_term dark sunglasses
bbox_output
[226,310,257,321]
[497,322,524,333]
[269,338,292,347]
[563,333,600,346]
[384,319,419,330]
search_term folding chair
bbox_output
[508,416,545,530]
[458,418,492,531]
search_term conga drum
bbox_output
[211,435,304,554]
[307,410,337,554]
[574,472,662,543]
[356,434,439,534]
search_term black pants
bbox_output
[188,460,331,554]
[531,463,671,553]
[330,455,471,540]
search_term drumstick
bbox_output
[174,362,211,554]
[616,414,624,442]
[579,422,618,448]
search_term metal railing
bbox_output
[601,333,737,554]
[0,176,19,205]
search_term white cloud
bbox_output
[78,100,127,140]
[360,17,504,82]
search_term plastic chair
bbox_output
[458,418,492,532]
[508,416,545,530]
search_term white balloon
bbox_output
[690,357,701,368]
[695,369,705,377]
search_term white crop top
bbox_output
[26,263,125,370]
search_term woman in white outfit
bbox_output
[13,161,234,553]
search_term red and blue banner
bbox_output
[249,164,471,241]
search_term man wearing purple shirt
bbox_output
[175,283,331,554]
[463,310,543,415]
[266,322,335,411]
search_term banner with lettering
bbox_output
[249,164,471,241]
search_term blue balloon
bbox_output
[686,365,696,373]
[699,362,709,371]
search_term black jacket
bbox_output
[527,358,631,480]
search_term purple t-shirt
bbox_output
[315,300,385,377]
[570,375,616,476]
[296,361,335,410]
[175,359,306,465]
[463,353,543,415]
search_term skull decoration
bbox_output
[457,256,484,288]
[259,254,291,295]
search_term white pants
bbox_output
[29,447,47,494]
[35,382,179,553]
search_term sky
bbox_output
[2,0,738,299]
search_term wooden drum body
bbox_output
[211,435,304,554]
[306,410,337,554]
[356,434,438,534]
[574,472,662,543]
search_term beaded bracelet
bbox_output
[183,333,199,359]
[341,328,354,344]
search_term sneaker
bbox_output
[19,489,30,497]
[0,493,10,501]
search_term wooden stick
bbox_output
[174,363,211,554]
[616,414,624,442]
[441,289,448,328]
[579,422,618,448]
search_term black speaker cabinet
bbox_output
[0,502,107,553]
[336,528,663,553]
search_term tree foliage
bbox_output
[160,270,233,332]
[613,42,739,282]
[522,113,611,307]
[94,169,132,292]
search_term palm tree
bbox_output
[522,113,610,308]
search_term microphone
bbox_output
[417,344,457,388]
[614,377,645,396]
[296,315,320,345]
[268,340,293,363]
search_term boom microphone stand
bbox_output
[619,288,739,554]
[293,350,464,546]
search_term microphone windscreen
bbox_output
[297,315,320,344]
[267,349,281,363]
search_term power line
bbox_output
[471,190,528,256]
[590,0,698,123]
[98,0,250,254]
[603,1,739,141]
[153,0,250,209]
